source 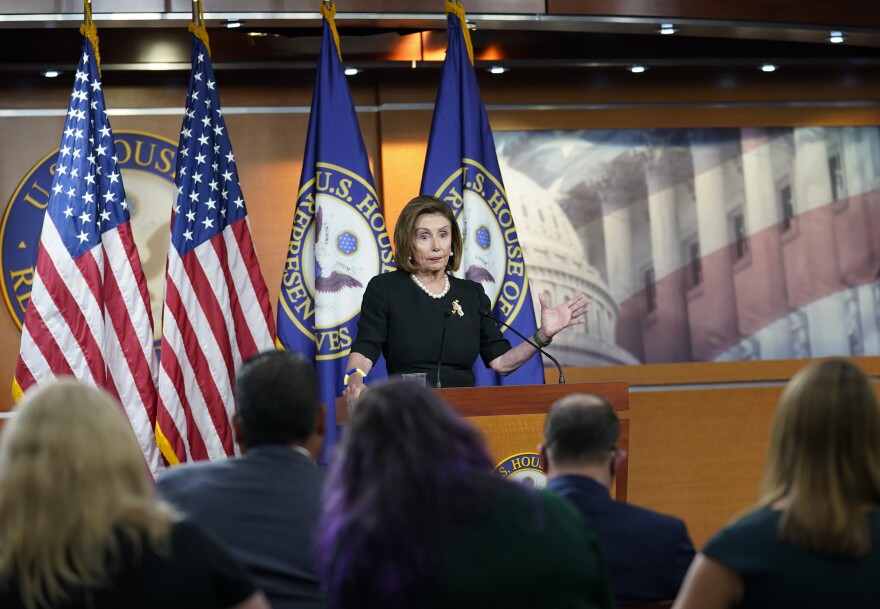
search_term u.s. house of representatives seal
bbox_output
[279,162,394,360]
[432,159,530,323]
[1,131,176,340]
[495,452,547,488]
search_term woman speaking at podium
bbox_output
[343,195,589,407]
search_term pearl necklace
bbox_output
[411,273,450,299]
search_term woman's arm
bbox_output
[344,274,387,409]
[488,337,548,375]
[672,554,743,609]
[488,293,590,375]
[342,352,374,409]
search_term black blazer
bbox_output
[351,270,511,387]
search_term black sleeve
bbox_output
[174,520,257,608]
[701,518,755,579]
[476,282,512,366]
[350,274,388,364]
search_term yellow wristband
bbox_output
[344,368,366,386]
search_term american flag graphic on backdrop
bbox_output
[155,34,276,465]
[12,36,164,476]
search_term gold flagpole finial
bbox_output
[320,0,342,61]
[189,0,212,56]
[80,0,102,75]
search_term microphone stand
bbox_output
[479,310,565,384]
[436,309,452,388]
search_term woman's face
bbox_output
[411,212,452,274]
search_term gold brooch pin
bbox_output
[451,299,464,317]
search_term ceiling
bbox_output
[1,1,879,81]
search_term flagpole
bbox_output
[192,0,202,27]
[80,0,101,76]
[189,0,211,56]
[445,0,474,66]
[321,0,342,60]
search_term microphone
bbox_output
[479,309,565,384]
[436,309,452,388]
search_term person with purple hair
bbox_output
[319,379,613,609]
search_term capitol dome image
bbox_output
[500,159,639,366]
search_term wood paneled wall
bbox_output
[559,358,880,548]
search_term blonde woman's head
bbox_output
[0,379,174,609]
[761,358,880,556]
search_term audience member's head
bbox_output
[319,379,493,609]
[760,358,880,556]
[541,393,626,484]
[234,349,323,455]
[0,380,175,609]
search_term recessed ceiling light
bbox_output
[829,31,845,44]
[246,32,269,38]
[760,63,777,72]
[344,67,361,76]
[658,23,677,35]
[43,70,61,78]
[629,65,647,74]
[224,19,242,29]
[488,66,507,74]
[466,20,477,31]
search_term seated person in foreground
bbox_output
[0,380,268,609]
[157,350,325,609]
[673,359,880,609]
[542,393,695,606]
[319,379,613,609]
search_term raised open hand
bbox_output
[538,293,591,339]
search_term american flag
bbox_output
[155,34,276,464]
[13,36,164,476]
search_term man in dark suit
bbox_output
[157,350,326,609]
[541,393,695,607]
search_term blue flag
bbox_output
[420,1,543,386]
[277,2,393,459]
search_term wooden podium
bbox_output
[336,381,630,500]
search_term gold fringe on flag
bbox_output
[445,0,474,66]
[11,377,23,403]
[189,0,212,57]
[321,0,342,61]
[155,422,181,466]
[79,0,101,76]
